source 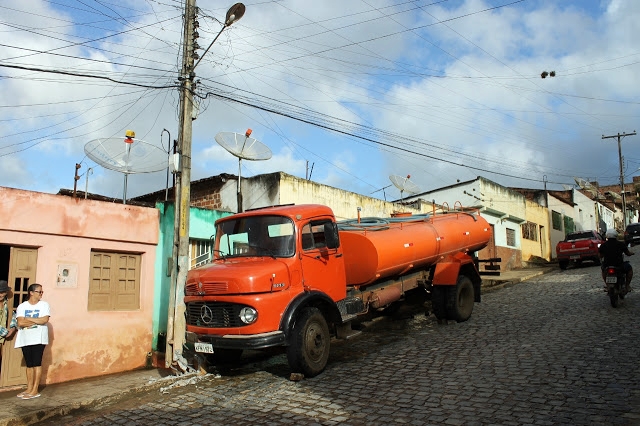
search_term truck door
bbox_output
[299,219,346,301]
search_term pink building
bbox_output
[0,187,159,389]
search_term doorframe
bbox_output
[0,246,38,388]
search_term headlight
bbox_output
[239,307,258,324]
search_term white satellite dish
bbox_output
[573,177,593,190]
[215,129,272,212]
[84,133,167,204]
[389,174,420,208]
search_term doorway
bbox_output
[0,245,37,388]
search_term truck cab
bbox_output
[185,205,346,376]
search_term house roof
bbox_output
[57,188,154,207]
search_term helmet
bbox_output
[605,229,618,239]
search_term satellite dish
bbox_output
[84,133,168,204]
[389,174,420,209]
[573,177,593,190]
[606,191,622,200]
[215,129,272,212]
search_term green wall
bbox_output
[151,202,232,351]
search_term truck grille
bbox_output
[185,281,229,295]
[186,302,246,328]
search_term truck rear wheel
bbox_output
[287,307,330,378]
[446,275,474,322]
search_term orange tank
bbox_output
[338,212,491,287]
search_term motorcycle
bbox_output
[603,265,629,308]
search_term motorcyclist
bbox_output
[598,228,634,291]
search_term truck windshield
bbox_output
[215,215,295,258]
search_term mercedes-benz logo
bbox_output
[200,305,214,325]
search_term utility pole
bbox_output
[166,1,245,372]
[166,0,197,371]
[602,131,637,229]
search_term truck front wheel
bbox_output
[287,307,330,378]
[446,275,475,322]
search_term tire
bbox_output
[559,260,569,270]
[206,349,243,365]
[431,285,447,320]
[609,288,618,308]
[593,257,601,266]
[445,275,475,322]
[287,307,330,378]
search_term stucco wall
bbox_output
[547,194,575,259]
[0,187,159,384]
[572,190,599,232]
[599,204,615,233]
[152,202,230,351]
[521,199,550,261]
[480,178,526,222]
[277,173,433,220]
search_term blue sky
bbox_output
[1,0,639,205]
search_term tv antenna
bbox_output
[371,184,392,201]
[389,174,420,209]
[215,128,272,212]
[84,130,168,204]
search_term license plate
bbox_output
[605,276,617,284]
[194,342,214,354]
[570,255,580,260]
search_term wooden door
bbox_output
[0,247,37,387]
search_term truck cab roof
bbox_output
[219,204,336,223]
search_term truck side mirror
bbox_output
[324,222,340,249]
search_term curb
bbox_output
[482,268,555,293]
[2,372,202,426]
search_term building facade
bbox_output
[0,187,159,388]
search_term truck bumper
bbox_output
[186,330,286,350]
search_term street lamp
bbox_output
[193,3,245,71]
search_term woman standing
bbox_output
[15,283,50,400]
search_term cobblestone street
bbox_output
[42,259,640,425]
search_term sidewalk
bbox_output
[0,265,556,426]
[0,367,197,426]
[482,264,557,291]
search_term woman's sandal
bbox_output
[16,392,27,398]
[20,393,41,400]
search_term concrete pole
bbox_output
[602,131,636,229]
[166,0,196,371]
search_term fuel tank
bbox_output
[338,212,491,287]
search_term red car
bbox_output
[556,230,604,270]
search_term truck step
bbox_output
[336,323,363,340]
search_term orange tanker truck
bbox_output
[184,203,494,377]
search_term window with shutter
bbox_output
[88,251,141,311]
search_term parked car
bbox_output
[624,223,640,246]
[556,230,605,270]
